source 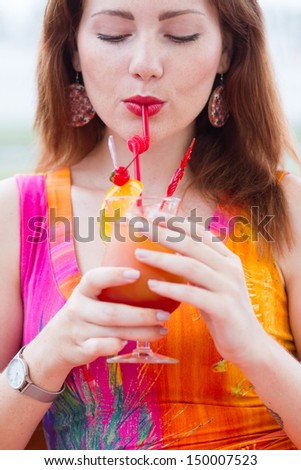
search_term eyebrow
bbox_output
[91,9,204,21]
[91,10,134,20]
[159,10,204,21]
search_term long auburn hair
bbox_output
[35,0,298,251]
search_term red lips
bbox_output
[124,95,165,116]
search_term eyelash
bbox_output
[166,33,200,44]
[97,33,200,44]
[97,34,131,43]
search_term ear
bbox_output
[72,50,82,72]
[217,31,233,74]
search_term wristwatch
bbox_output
[6,346,65,403]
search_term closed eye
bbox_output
[165,33,200,44]
[97,34,132,43]
[97,33,200,44]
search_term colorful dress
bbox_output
[16,168,296,450]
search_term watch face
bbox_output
[7,357,26,389]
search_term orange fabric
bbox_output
[276,169,289,184]
[147,203,296,449]
[46,168,81,298]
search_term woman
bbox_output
[0,0,301,450]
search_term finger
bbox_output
[135,249,221,292]
[140,223,234,274]
[147,279,219,317]
[76,267,141,299]
[77,323,168,344]
[76,294,171,327]
[151,215,232,258]
[83,337,128,358]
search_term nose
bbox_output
[129,35,164,81]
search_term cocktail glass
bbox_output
[99,196,183,363]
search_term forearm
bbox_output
[0,337,69,450]
[0,373,51,449]
[240,334,301,449]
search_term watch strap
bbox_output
[18,346,65,403]
[20,381,65,403]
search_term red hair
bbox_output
[35,0,104,171]
[35,0,299,251]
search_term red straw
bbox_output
[166,138,196,197]
[126,106,151,207]
[134,147,141,182]
[127,106,150,182]
[142,105,150,145]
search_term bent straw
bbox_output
[133,106,150,183]
[126,106,150,207]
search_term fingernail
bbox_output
[160,327,168,336]
[156,311,170,321]
[148,279,160,289]
[123,269,140,280]
[135,249,151,259]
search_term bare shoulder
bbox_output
[0,177,23,369]
[0,175,19,211]
[280,171,301,203]
[279,172,301,243]
[0,176,20,250]
[0,177,20,255]
[277,172,301,358]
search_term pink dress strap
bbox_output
[15,173,67,345]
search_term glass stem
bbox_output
[136,341,151,350]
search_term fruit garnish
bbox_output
[99,179,144,241]
[109,166,130,186]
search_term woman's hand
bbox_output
[135,219,268,369]
[38,267,169,373]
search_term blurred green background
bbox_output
[0,126,37,179]
[0,0,300,180]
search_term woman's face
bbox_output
[75,0,231,143]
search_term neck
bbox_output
[72,127,196,197]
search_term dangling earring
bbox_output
[208,74,229,128]
[68,72,95,127]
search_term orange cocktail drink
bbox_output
[99,196,183,312]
